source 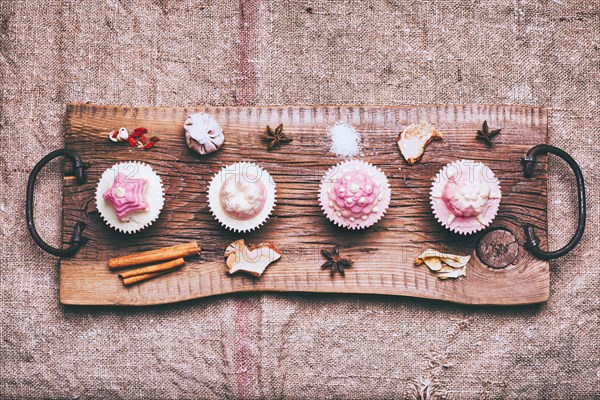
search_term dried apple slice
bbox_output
[436,268,467,280]
[397,122,443,165]
[423,256,443,271]
[224,239,282,277]
[441,255,471,268]
[414,248,469,280]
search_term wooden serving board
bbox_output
[60,104,549,306]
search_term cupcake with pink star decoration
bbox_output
[319,160,391,229]
[96,161,164,233]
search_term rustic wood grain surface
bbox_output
[60,104,549,305]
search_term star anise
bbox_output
[262,124,292,150]
[476,120,501,146]
[320,245,353,276]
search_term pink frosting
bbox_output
[219,174,267,220]
[103,173,148,221]
[328,167,383,221]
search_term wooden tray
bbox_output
[60,104,549,306]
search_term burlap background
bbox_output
[1,0,598,398]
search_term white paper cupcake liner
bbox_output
[96,161,164,234]
[208,162,276,233]
[319,160,391,230]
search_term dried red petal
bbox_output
[149,136,160,142]
[144,141,155,150]
[127,137,138,147]
[111,130,119,138]
[134,127,147,134]
[140,135,147,144]
[131,130,142,138]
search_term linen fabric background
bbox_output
[1,0,599,398]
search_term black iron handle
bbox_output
[26,149,90,258]
[521,144,585,260]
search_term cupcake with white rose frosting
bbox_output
[430,160,501,235]
[208,162,276,232]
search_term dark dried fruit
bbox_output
[320,245,353,276]
[262,124,292,151]
[476,120,501,146]
[131,127,147,138]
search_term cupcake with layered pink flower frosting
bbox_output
[430,160,501,235]
[319,160,391,229]
[96,162,164,234]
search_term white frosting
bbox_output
[184,112,225,155]
[451,168,491,214]
[219,175,266,220]
[114,187,126,198]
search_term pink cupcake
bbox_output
[430,160,501,235]
[319,160,391,229]
[96,162,164,234]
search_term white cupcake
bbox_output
[208,162,276,232]
[96,162,164,234]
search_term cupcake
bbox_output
[208,162,276,232]
[430,160,501,235]
[319,160,391,229]
[96,162,164,234]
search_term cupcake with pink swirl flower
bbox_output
[430,160,501,235]
[96,162,164,234]
[319,160,391,230]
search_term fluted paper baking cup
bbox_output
[96,161,164,234]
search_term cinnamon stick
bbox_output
[121,268,180,286]
[109,242,199,270]
[118,258,185,279]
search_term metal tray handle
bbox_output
[521,144,586,260]
[26,149,90,258]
